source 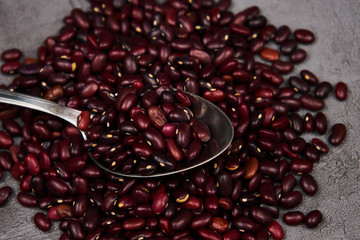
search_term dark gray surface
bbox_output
[0,0,359,239]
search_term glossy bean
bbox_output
[328,123,346,146]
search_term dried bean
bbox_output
[335,81,347,101]
[305,210,323,228]
[329,123,346,146]
[283,211,305,226]
[34,212,51,232]
[0,186,12,207]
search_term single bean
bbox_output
[0,186,12,207]
[283,211,305,226]
[305,210,323,228]
[34,212,51,232]
[300,174,318,195]
[335,81,348,101]
[329,123,346,146]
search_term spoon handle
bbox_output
[0,89,81,127]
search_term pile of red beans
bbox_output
[0,0,348,239]
[79,85,212,175]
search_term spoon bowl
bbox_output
[0,88,234,178]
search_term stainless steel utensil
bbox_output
[0,88,234,178]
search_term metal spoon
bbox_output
[0,88,234,178]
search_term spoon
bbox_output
[0,88,234,178]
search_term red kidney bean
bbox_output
[202,89,227,102]
[53,58,76,73]
[259,182,277,205]
[289,158,313,174]
[30,174,47,198]
[143,127,166,151]
[217,172,233,197]
[335,81,348,101]
[11,162,27,179]
[259,203,279,219]
[275,25,291,43]
[147,106,167,129]
[24,153,41,175]
[117,92,138,113]
[312,138,329,154]
[168,108,191,122]
[272,60,294,74]
[300,174,318,195]
[249,206,273,226]
[176,123,193,148]
[223,229,242,240]
[0,130,13,148]
[218,197,233,210]
[0,151,13,170]
[72,195,89,218]
[175,90,191,107]
[300,69,319,85]
[315,81,332,99]
[266,220,284,240]
[283,211,305,226]
[71,176,88,195]
[0,186,12,206]
[280,39,297,55]
[65,156,87,173]
[299,94,325,111]
[260,48,280,61]
[290,48,307,63]
[289,76,310,93]
[34,212,51,232]
[1,48,22,62]
[281,174,297,194]
[46,177,68,197]
[244,157,259,179]
[132,111,151,131]
[190,212,212,229]
[305,144,321,163]
[185,139,202,161]
[289,137,306,153]
[189,49,211,65]
[56,204,73,219]
[233,216,257,233]
[314,112,327,135]
[329,123,346,146]
[68,220,86,240]
[210,217,229,233]
[213,46,233,66]
[71,8,90,29]
[262,69,284,85]
[305,210,323,228]
[151,189,168,215]
[205,196,219,213]
[182,196,202,211]
[304,112,314,132]
[259,160,279,179]
[280,191,303,209]
[198,228,223,240]
[83,206,101,232]
[77,110,91,131]
[142,90,159,109]
[271,116,289,131]
[250,38,265,53]
[170,209,192,231]
[294,29,315,44]
[276,159,289,181]
[2,119,22,136]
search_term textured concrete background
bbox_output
[0,0,359,239]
